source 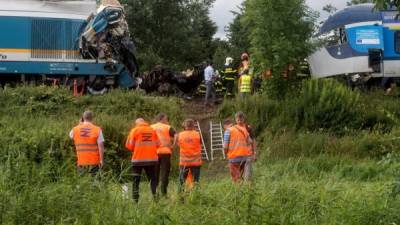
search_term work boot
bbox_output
[179,195,185,204]
[132,192,139,203]
[153,193,160,203]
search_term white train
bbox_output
[309,4,400,81]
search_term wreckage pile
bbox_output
[79,0,206,95]
[139,64,206,96]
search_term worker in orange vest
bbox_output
[69,111,105,176]
[176,119,202,192]
[223,112,256,182]
[125,118,160,202]
[151,113,176,196]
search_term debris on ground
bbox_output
[139,64,206,97]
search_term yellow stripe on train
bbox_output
[0,49,80,54]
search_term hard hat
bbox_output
[225,57,233,66]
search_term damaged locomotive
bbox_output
[0,0,138,93]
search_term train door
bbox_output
[368,48,383,73]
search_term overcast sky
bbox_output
[210,0,349,39]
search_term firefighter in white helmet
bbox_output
[220,57,237,97]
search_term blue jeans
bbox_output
[205,81,216,104]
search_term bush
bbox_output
[293,79,360,132]
[219,94,280,134]
[0,86,183,180]
[220,79,396,136]
[257,129,400,159]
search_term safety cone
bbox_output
[80,80,86,96]
[73,80,78,97]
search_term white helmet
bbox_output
[225,57,233,66]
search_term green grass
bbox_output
[1,85,400,224]
[1,156,399,224]
[0,86,184,179]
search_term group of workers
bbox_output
[70,110,256,202]
[202,52,256,105]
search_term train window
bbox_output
[395,31,400,54]
[319,27,347,47]
[322,30,340,47]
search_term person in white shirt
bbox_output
[204,61,216,106]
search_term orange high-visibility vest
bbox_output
[125,123,159,164]
[227,125,252,160]
[151,122,172,154]
[72,123,101,166]
[178,130,202,166]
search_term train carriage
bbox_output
[309,4,400,82]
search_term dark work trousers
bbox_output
[77,165,100,177]
[178,166,201,192]
[132,164,158,202]
[156,154,171,196]
[224,79,235,97]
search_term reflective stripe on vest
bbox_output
[227,125,252,160]
[180,153,202,164]
[132,158,159,163]
[178,131,202,166]
[198,83,207,93]
[223,67,237,80]
[215,80,224,92]
[151,123,172,154]
[126,123,159,164]
[240,75,252,93]
[73,123,101,166]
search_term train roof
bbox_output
[0,0,96,20]
[319,4,382,35]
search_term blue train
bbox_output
[309,4,400,82]
[0,0,137,92]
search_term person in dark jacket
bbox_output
[220,57,237,97]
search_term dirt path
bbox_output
[182,97,229,180]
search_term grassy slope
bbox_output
[2,157,399,224]
[0,86,399,224]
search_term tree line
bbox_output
[121,0,217,71]
[120,0,400,82]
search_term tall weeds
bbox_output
[1,86,399,224]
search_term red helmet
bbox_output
[241,53,249,60]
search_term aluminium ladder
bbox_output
[194,121,209,161]
[210,121,226,160]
